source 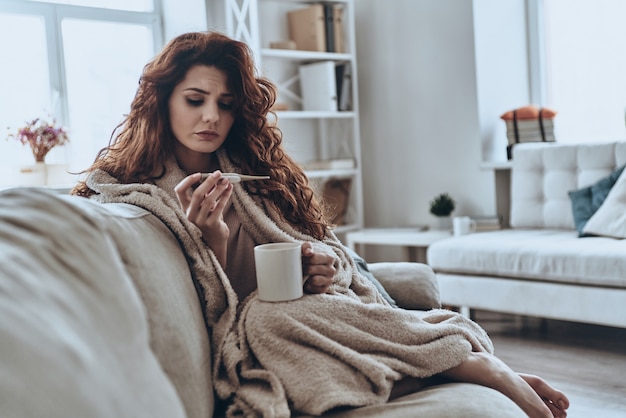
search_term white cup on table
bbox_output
[254,242,303,302]
[453,216,476,237]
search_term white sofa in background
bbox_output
[428,141,626,329]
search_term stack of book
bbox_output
[471,215,503,232]
[500,105,557,160]
[504,118,556,144]
[287,3,345,53]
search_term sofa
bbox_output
[428,141,626,329]
[0,187,528,417]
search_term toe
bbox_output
[520,373,570,412]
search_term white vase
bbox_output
[45,163,72,186]
[435,216,452,231]
[17,162,47,186]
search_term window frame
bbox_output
[525,0,546,107]
[0,0,163,130]
[526,0,626,143]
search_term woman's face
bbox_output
[168,64,235,170]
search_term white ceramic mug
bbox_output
[254,242,303,302]
[453,216,476,237]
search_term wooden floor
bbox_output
[472,311,626,418]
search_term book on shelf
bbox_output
[304,158,355,171]
[474,223,502,232]
[332,4,345,53]
[335,62,352,111]
[506,118,555,130]
[323,3,335,52]
[286,3,345,53]
[299,61,338,111]
[506,132,556,143]
[470,215,503,232]
[505,119,555,144]
[287,4,326,52]
[471,215,502,223]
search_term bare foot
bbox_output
[520,373,569,418]
[441,352,568,418]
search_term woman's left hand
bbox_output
[301,242,336,294]
[174,171,233,267]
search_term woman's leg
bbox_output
[440,352,569,418]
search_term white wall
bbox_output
[162,0,208,41]
[177,0,530,261]
[473,0,530,162]
[354,0,529,261]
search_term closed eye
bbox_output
[186,98,203,107]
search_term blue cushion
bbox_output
[568,165,625,237]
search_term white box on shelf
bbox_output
[299,61,338,111]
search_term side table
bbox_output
[345,228,452,264]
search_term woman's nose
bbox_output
[202,102,219,123]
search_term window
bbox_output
[0,0,161,181]
[34,0,154,12]
[533,0,626,143]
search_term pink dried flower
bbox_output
[6,117,69,163]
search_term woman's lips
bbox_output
[196,131,219,140]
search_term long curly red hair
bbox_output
[72,31,330,239]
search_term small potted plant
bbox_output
[6,116,70,186]
[6,116,69,163]
[429,192,456,229]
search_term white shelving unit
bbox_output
[222,0,363,235]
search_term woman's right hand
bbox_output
[174,171,233,266]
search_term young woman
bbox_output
[72,31,569,418]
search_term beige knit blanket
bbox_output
[86,151,493,417]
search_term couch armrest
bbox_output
[368,262,441,310]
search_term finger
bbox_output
[195,193,215,221]
[196,179,232,222]
[212,182,233,214]
[304,276,331,294]
[174,172,204,210]
[305,274,333,289]
[194,171,222,196]
[198,180,232,221]
[301,242,313,257]
[304,284,327,294]
[187,172,223,220]
[305,250,334,267]
[304,262,336,279]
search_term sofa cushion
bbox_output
[568,164,625,236]
[583,168,626,239]
[60,195,214,418]
[427,229,626,288]
[0,188,186,418]
[510,141,626,229]
[301,382,525,418]
[368,262,441,310]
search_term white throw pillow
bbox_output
[583,169,626,238]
